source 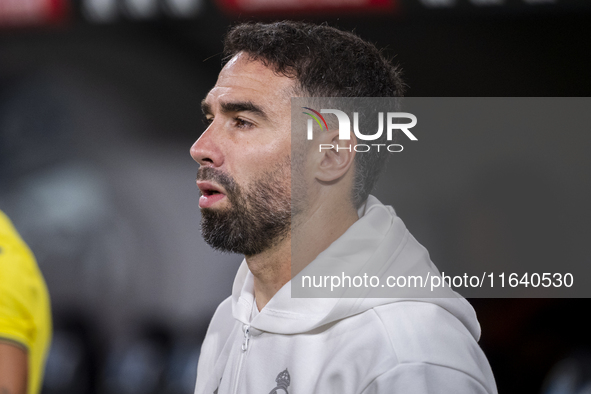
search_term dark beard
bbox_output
[198,164,291,256]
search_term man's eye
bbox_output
[203,117,213,126]
[234,118,253,129]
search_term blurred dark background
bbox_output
[1,0,590,393]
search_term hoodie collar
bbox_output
[231,195,481,340]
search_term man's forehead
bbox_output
[222,52,270,75]
[204,53,294,109]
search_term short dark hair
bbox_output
[223,21,406,208]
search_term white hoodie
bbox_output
[194,196,498,394]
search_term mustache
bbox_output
[197,167,237,194]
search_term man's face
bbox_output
[190,53,294,256]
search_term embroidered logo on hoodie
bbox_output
[268,368,290,394]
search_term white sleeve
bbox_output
[194,297,234,394]
[361,363,495,394]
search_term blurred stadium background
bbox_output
[1,0,590,393]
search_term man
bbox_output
[0,210,52,394]
[191,21,497,393]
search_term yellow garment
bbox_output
[0,210,52,394]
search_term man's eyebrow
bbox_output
[220,101,268,120]
[201,100,212,116]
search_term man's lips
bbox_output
[196,181,227,208]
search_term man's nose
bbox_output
[190,126,224,167]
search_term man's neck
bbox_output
[246,195,358,311]
[246,237,292,312]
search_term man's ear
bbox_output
[314,129,356,183]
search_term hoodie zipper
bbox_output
[242,325,250,351]
[232,324,251,394]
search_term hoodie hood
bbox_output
[231,195,481,341]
